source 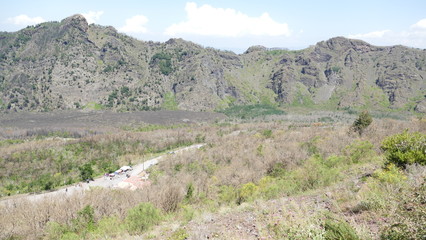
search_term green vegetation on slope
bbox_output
[2,118,425,240]
[162,92,179,110]
[0,130,196,196]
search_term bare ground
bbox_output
[0,110,225,139]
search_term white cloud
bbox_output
[346,19,426,48]
[165,2,290,37]
[82,11,104,24]
[348,30,390,39]
[119,15,149,34]
[410,18,426,29]
[6,14,45,26]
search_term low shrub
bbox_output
[180,204,196,223]
[46,221,69,240]
[46,205,97,239]
[90,216,125,238]
[168,228,189,240]
[267,215,325,239]
[344,140,376,164]
[261,129,273,138]
[71,205,96,235]
[237,182,258,204]
[373,164,407,184]
[257,176,281,200]
[160,186,183,213]
[293,155,341,191]
[324,218,360,240]
[380,181,426,240]
[381,131,426,167]
[266,162,287,178]
[218,185,238,204]
[126,202,162,234]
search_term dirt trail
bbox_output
[0,144,205,205]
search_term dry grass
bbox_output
[0,117,424,239]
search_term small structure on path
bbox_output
[117,171,150,191]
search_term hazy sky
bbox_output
[2,0,426,53]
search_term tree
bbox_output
[79,163,94,181]
[351,110,372,135]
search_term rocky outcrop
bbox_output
[61,14,89,33]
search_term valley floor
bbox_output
[0,111,424,240]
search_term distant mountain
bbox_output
[1,14,425,112]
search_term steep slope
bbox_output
[0,15,241,112]
[0,15,425,112]
[264,37,426,110]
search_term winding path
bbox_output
[1,144,205,205]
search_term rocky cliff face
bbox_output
[0,15,425,112]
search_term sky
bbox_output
[1,0,426,53]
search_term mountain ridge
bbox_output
[0,14,425,113]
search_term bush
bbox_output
[351,110,372,135]
[161,186,183,213]
[218,185,238,204]
[71,205,96,233]
[266,162,287,178]
[126,202,162,234]
[381,131,426,167]
[262,129,273,138]
[46,221,69,240]
[151,52,173,75]
[324,218,360,240]
[344,140,376,164]
[168,228,189,240]
[293,155,341,191]
[380,223,412,240]
[90,216,125,238]
[237,182,258,204]
[79,163,94,181]
[257,176,281,199]
[373,164,407,184]
[184,182,194,202]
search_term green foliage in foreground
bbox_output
[168,228,189,240]
[33,132,426,240]
[47,203,163,239]
[324,218,360,240]
[126,202,163,234]
[381,131,426,167]
[47,205,97,239]
[380,181,426,240]
[218,140,377,205]
[219,104,285,119]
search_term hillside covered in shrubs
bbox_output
[1,113,425,239]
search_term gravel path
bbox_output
[0,143,205,204]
